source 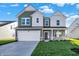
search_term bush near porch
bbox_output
[0,38,16,45]
[32,40,79,56]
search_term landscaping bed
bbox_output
[71,48,79,54]
[32,40,79,56]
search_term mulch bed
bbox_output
[71,48,79,53]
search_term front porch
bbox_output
[53,30,65,40]
[40,28,66,41]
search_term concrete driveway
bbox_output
[0,41,39,56]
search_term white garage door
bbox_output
[17,30,40,41]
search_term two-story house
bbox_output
[16,5,67,41]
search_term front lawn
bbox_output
[32,40,79,56]
[0,38,16,45]
[67,38,79,45]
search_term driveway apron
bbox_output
[0,41,39,56]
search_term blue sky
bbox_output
[0,3,79,27]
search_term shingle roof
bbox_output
[19,11,35,17]
[0,21,15,27]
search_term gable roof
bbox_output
[24,5,36,11]
[19,11,35,17]
[30,10,44,17]
[51,11,67,18]
[0,21,15,27]
[17,5,67,18]
[17,5,36,17]
[17,5,45,17]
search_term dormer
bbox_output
[53,11,66,19]
[50,11,67,27]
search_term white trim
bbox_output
[21,17,30,26]
[44,18,50,26]
[56,20,60,26]
[17,30,40,41]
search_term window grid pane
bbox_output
[57,20,60,25]
[44,19,49,26]
[25,18,30,25]
[21,19,25,25]
[36,18,39,23]
[45,21,49,26]
[21,17,31,26]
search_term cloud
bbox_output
[76,4,79,9]
[63,12,70,17]
[40,6,49,9]
[63,12,75,17]
[39,6,54,13]
[7,12,11,15]
[54,3,65,7]
[24,4,27,7]
[54,3,75,7]
[66,15,79,27]
[67,15,79,21]
[69,3,75,5]
[10,4,19,7]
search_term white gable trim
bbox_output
[30,10,44,17]
[50,11,67,19]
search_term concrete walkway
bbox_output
[0,41,39,56]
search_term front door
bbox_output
[45,32,48,40]
[43,31,50,40]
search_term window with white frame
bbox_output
[21,17,31,26]
[21,18,25,25]
[36,18,39,23]
[44,18,50,27]
[56,20,60,26]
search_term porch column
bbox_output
[40,29,43,41]
[51,29,53,40]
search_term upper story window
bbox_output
[56,20,60,26]
[21,18,25,25]
[21,17,31,26]
[44,18,50,27]
[36,18,39,23]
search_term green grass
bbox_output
[32,40,79,56]
[0,38,16,45]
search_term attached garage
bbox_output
[17,30,41,41]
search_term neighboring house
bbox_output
[16,5,67,41]
[0,21,17,39]
[67,17,79,38]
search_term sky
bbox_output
[0,3,79,27]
